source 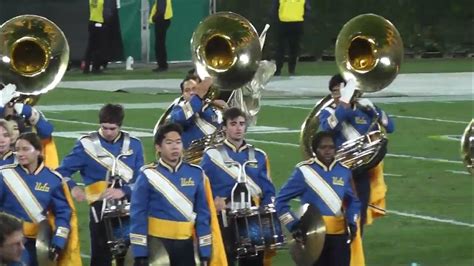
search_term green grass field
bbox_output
[38,59,473,265]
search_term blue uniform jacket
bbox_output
[169,96,221,148]
[0,151,15,166]
[0,104,54,139]
[130,159,212,259]
[0,163,72,249]
[275,158,361,232]
[56,130,144,199]
[200,139,275,206]
[319,102,395,148]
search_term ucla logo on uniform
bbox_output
[332,176,344,186]
[35,182,50,192]
[180,177,195,187]
[355,116,368,124]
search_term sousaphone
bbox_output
[300,14,403,169]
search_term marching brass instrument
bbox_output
[0,15,69,99]
[191,11,262,100]
[461,119,473,174]
[300,14,403,170]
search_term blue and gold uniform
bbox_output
[130,159,212,262]
[0,163,72,265]
[0,151,15,166]
[169,96,222,149]
[57,130,144,203]
[275,158,361,266]
[57,129,144,265]
[200,139,275,206]
[319,102,395,148]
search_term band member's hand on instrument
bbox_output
[103,187,126,200]
[357,98,375,110]
[71,186,86,202]
[346,223,357,244]
[291,222,306,244]
[340,79,357,104]
[194,77,212,99]
[134,256,149,266]
[214,196,227,211]
[48,245,61,261]
[0,83,20,107]
[212,99,229,110]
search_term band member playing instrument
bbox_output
[167,75,227,149]
[130,123,212,266]
[57,103,144,266]
[275,131,361,266]
[200,107,276,266]
[0,133,80,265]
[319,74,395,235]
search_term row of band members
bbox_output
[0,73,394,266]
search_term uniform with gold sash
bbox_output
[275,158,361,266]
[130,159,212,264]
[169,96,222,149]
[320,102,394,230]
[57,130,144,265]
[200,139,276,265]
[0,163,79,265]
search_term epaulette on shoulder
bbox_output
[296,158,314,168]
[140,162,157,172]
[79,131,95,140]
[188,163,203,171]
[49,169,65,180]
[337,161,351,170]
[253,147,267,157]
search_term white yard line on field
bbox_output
[391,115,467,124]
[445,170,472,175]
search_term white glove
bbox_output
[339,79,357,104]
[357,98,375,110]
[0,84,20,107]
[13,103,24,114]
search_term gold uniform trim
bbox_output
[148,217,194,240]
[84,181,108,204]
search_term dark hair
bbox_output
[223,107,247,126]
[179,75,200,93]
[17,132,43,152]
[99,104,124,126]
[311,131,335,153]
[0,213,22,246]
[4,115,28,134]
[328,74,346,91]
[154,123,183,145]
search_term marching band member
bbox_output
[319,74,395,234]
[0,84,59,168]
[166,75,226,149]
[0,120,15,166]
[57,103,144,266]
[130,123,213,266]
[275,131,361,266]
[200,107,276,266]
[0,132,81,266]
